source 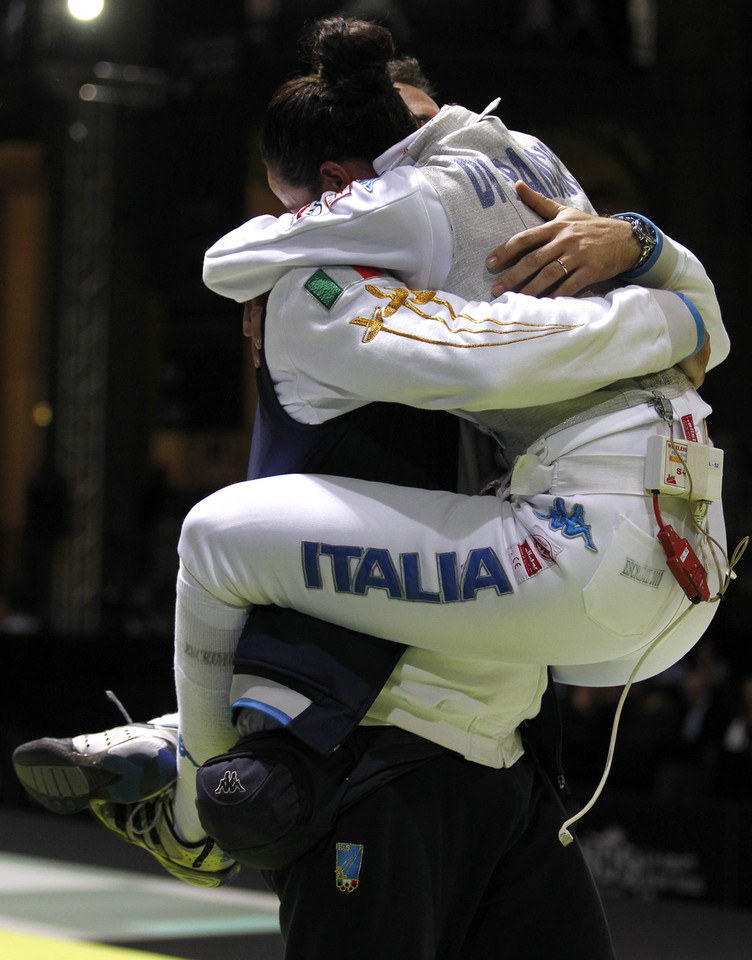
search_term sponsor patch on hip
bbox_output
[508,527,562,583]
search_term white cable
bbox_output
[558,603,695,846]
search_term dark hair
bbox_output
[261,17,419,191]
[387,56,437,98]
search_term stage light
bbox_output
[67,0,105,21]
[32,402,54,427]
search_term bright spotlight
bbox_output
[68,0,105,21]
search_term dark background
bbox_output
[1,0,751,871]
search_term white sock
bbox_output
[172,562,247,841]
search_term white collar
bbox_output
[374,124,425,173]
[373,98,502,173]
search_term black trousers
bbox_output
[263,745,615,960]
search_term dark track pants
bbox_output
[263,746,615,960]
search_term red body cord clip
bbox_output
[652,492,709,603]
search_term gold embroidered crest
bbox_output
[349,284,580,346]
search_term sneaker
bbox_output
[89,793,240,887]
[12,723,178,815]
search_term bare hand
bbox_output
[486,182,642,298]
[679,332,710,389]
[243,296,267,368]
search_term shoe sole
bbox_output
[13,739,177,814]
[160,860,241,888]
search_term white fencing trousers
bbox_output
[177,414,725,687]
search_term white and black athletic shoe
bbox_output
[12,723,178,814]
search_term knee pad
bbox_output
[195,730,353,870]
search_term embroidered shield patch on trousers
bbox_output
[335,842,363,892]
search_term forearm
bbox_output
[487,188,728,371]
[269,268,706,423]
[619,222,729,370]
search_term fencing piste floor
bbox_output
[1,807,752,960]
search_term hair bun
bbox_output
[308,17,395,97]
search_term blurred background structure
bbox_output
[1,0,752,938]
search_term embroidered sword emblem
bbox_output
[349,284,581,346]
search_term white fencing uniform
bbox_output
[181,259,728,772]
[186,104,729,771]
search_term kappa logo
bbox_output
[335,842,363,893]
[534,498,597,552]
[214,769,246,796]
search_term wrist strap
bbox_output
[611,212,659,273]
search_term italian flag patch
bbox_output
[304,266,383,310]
